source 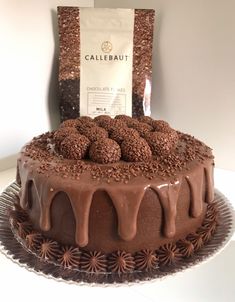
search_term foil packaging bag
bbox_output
[58,7,155,121]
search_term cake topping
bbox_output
[134,249,158,271]
[60,133,90,160]
[108,250,135,274]
[77,116,93,123]
[80,251,107,273]
[26,232,44,251]
[157,243,182,266]
[89,138,121,164]
[8,207,28,229]
[54,127,78,145]
[110,127,140,144]
[152,120,170,132]
[186,233,204,251]
[137,116,153,125]
[39,239,60,260]
[96,118,127,133]
[177,239,194,257]
[77,121,97,135]
[145,131,178,156]
[114,114,133,123]
[60,119,81,129]
[94,115,112,123]
[197,227,213,243]
[17,221,32,239]
[130,121,153,137]
[121,137,152,162]
[58,246,80,268]
[81,126,108,142]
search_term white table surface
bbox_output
[0,167,235,302]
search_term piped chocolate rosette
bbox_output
[11,115,217,274]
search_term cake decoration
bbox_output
[145,132,178,155]
[58,246,80,268]
[26,232,44,251]
[81,126,108,142]
[177,239,194,257]
[8,201,218,273]
[80,251,107,273]
[152,120,170,132]
[157,243,182,266]
[186,233,204,251]
[197,227,213,243]
[60,119,81,129]
[108,251,135,274]
[130,121,153,137]
[8,207,28,229]
[17,221,32,239]
[121,137,152,162]
[137,116,153,125]
[39,239,60,260]
[110,127,140,144]
[89,138,121,164]
[54,127,78,145]
[77,116,93,123]
[60,133,90,160]
[134,249,158,271]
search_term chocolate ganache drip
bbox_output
[17,116,214,248]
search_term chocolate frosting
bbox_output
[17,116,214,249]
[8,201,218,273]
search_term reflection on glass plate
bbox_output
[0,182,234,286]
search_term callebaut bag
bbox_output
[58,7,155,121]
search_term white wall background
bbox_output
[0,0,94,169]
[95,0,235,171]
[0,0,235,171]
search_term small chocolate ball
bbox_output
[54,127,78,146]
[125,118,139,128]
[89,138,121,164]
[121,137,152,162]
[152,120,171,133]
[77,116,93,123]
[131,122,153,137]
[60,133,90,160]
[114,114,132,123]
[138,116,153,125]
[94,115,112,124]
[60,119,82,129]
[98,118,127,133]
[145,131,178,155]
[77,121,97,135]
[82,126,108,142]
[110,127,140,144]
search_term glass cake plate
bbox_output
[0,182,234,286]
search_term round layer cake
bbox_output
[12,115,216,272]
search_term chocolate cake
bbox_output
[10,115,217,273]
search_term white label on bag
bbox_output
[79,8,134,117]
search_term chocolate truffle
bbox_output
[60,133,90,160]
[89,138,121,164]
[82,126,108,142]
[121,137,152,162]
[110,127,140,144]
[145,131,178,156]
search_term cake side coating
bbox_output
[16,115,214,254]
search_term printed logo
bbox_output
[101,41,112,53]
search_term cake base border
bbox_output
[0,182,234,285]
